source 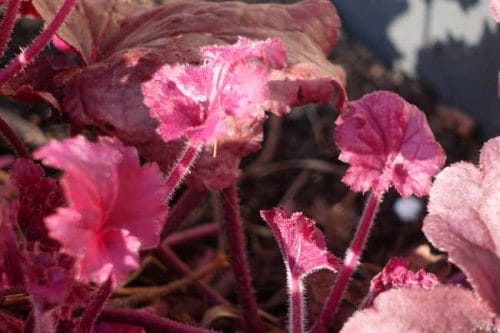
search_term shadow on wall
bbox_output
[417,24,500,140]
[333,0,500,139]
[332,0,408,65]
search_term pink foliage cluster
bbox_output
[4,0,345,191]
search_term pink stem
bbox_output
[164,144,201,201]
[78,277,114,333]
[220,185,264,333]
[160,187,207,239]
[99,308,214,333]
[155,245,228,305]
[289,273,304,333]
[311,192,381,333]
[0,0,21,58]
[164,222,220,248]
[0,115,29,158]
[0,0,78,85]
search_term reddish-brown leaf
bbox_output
[32,0,155,64]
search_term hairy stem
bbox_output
[78,277,114,333]
[99,308,214,333]
[219,185,264,333]
[165,144,201,201]
[161,187,207,239]
[311,192,381,333]
[0,115,29,158]
[0,0,21,58]
[289,272,304,333]
[164,222,220,248]
[0,0,78,85]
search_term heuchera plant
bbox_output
[0,0,497,332]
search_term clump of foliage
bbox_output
[0,0,498,332]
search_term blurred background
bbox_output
[333,0,500,139]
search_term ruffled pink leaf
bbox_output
[362,257,439,308]
[490,0,500,22]
[34,136,168,285]
[341,286,496,333]
[143,37,286,147]
[260,206,340,279]
[335,91,445,197]
[423,137,500,313]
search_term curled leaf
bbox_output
[260,206,340,279]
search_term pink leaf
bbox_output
[423,137,500,313]
[362,257,439,308]
[142,37,286,147]
[34,136,168,285]
[341,286,496,333]
[260,206,340,279]
[490,0,500,22]
[335,91,445,197]
[260,206,340,332]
